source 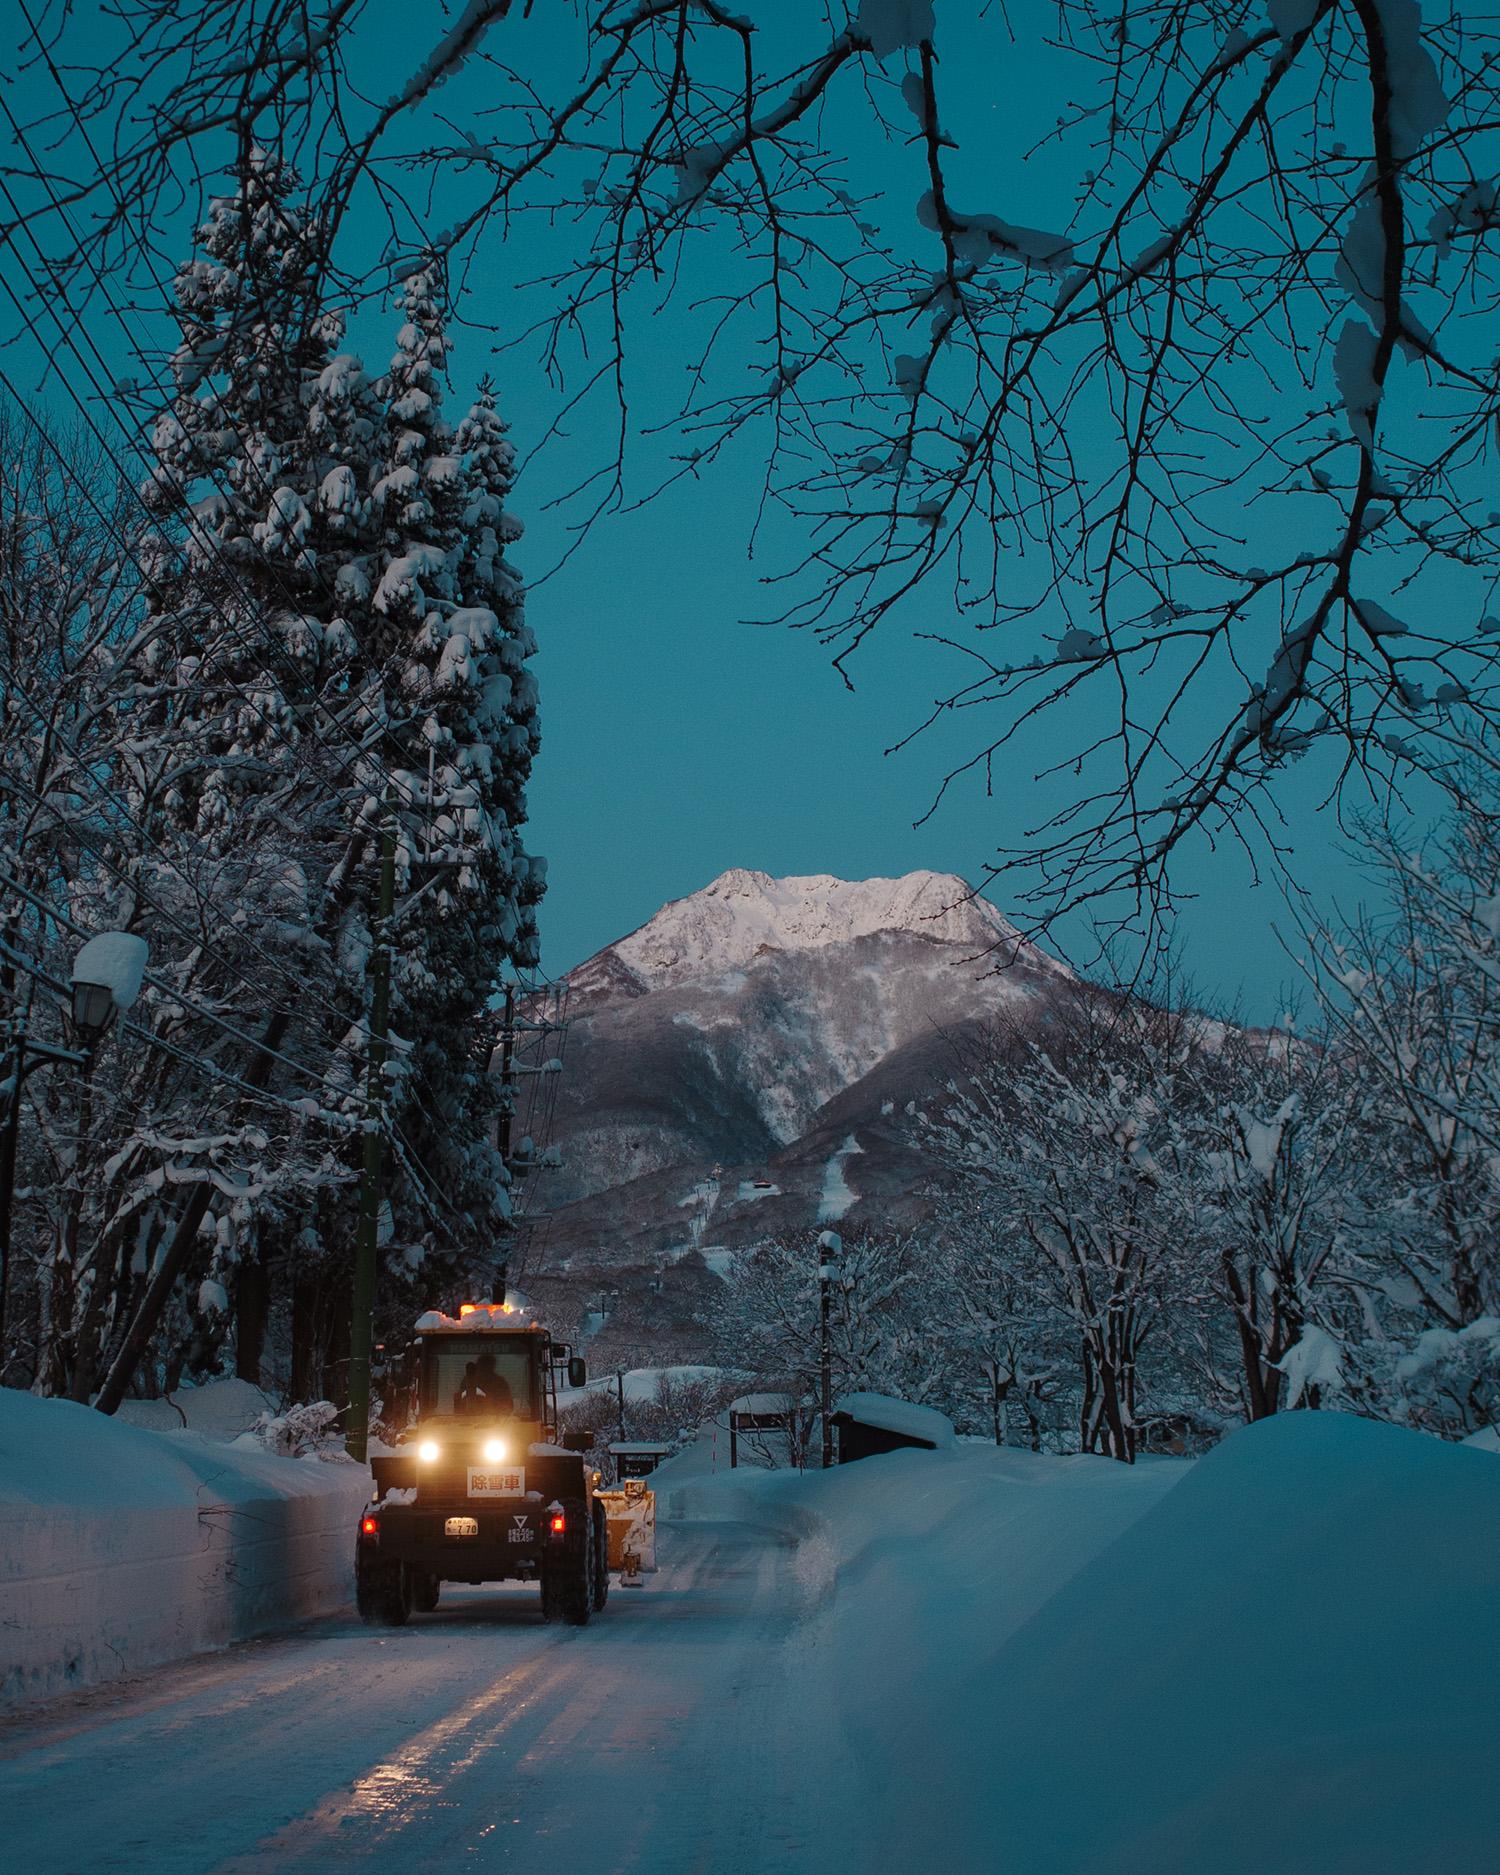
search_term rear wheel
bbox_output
[541,1499,594,1626]
[411,1569,440,1614]
[356,1549,411,1627]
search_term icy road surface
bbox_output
[0,1519,867,1875]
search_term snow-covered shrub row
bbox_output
[1,150,540,1410]
[709,778,1500,1460]
[0,1390,369,1706]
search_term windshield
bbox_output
[419,1336,537,1419]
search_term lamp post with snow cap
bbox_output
[0,932,147,1374]
[818,1229,841,1469]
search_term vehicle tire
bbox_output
[590,1503,609,1612]
[540,1568,565,1623]
[356,1550,411,1627]
[559,1499,594,1626]
[411,1569,440,1614]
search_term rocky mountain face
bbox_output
[522,868,1072,1360]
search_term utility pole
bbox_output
[496,983,516,1169]
[493,984,518,1302]
[347,808,396,1464]
[0,1016,30,1370]
[817,1229,841,1469]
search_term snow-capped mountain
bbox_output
[525,869,1072,1357]
[575,867,1055,994]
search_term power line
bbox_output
[0,852,470,1228]
[0,54,384,696]
[2,633,532,1227]
[0,923,356,1131]
[0,661,357,1066]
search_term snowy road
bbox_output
[0,1518,871,1875]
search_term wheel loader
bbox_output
[354,1301,609,1626]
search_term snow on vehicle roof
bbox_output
[414,1303,541,1334]
[833,1392,955,1448]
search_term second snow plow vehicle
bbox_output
[356,1303,608,1626]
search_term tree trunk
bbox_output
[290,1271,318,1405]
[235,1247,270,1384]
[322,1273,350,1407]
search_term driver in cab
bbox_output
[455,1351,513,1416]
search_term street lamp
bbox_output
[69,932,149,1046]
[817,1229,842,1469]
[1,932,148,1373]
[70,979,115,1040]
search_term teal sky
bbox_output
[0,0,1416,1021]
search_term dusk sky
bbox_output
[444,2,1387,1015]
[2,0,1416,1018]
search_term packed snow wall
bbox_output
[0,1390,370,1705]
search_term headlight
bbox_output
[482,1437,508,1464]
[417,1439,441,1463]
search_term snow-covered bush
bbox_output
[245,1399,346,1458]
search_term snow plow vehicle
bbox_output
[355,1302,608,1626]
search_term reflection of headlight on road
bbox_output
[417,1439,441,1463]
[483,1437,508,1464]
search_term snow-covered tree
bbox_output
[1166,1027,1359,1423]
[1287,787,1500,1436]
[923,992,1200,1462]
[2,173,549,1409]
[708,1228,930,1453]
[925,1187,1066,1448]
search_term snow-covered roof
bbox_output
[833,1392,955,1448]
[729,1392,795,1417]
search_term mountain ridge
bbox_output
[570,866,1065,1005]
[524,867,1073,1361]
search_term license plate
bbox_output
[467,1466,525,1497]
[444,1516,479,1538]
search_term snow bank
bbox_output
[0,1390,370,1706]
[949,1412,1500,1875]
[878,1414,1500,1875]
[113,1375,273,1439]
[664,1412,1500,1872]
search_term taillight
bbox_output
[361,1515,379,1537]
[550,1513,566,1534]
